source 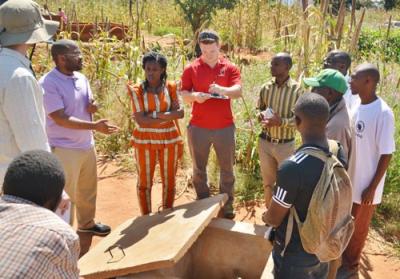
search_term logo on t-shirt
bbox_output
[356,120,365,138]
[218,67,226,77]
[273,186,291,209]
[72,77,81,90]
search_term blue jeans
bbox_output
[272,249,328,279]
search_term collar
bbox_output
[198,56,226,67]
[298,143,329,153]
[273,77,293,88]
[329,98,346,118]
[0,47,31,69]
[141,81,168,94]
[1,194,38,207]
[52,67,79,81]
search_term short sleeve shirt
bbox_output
[257,78,302,139]
[181,57,241,129]
[40,68,94,150]
[127,81,183,149]
[273,144,347,255]
[348,97,395,204]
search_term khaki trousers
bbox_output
[187,124,235,204]
[258,138,295,206]
[53,146,97,229]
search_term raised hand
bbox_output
[94,119,119,134]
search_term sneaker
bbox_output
[77,223,111,236]
[223,203,236,219]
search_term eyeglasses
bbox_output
[63,52,82,58]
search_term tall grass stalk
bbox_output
[32,0,400,245]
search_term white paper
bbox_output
[56,202,71,224]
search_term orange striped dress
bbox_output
[127,80,183,215]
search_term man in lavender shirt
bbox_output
[40,39,118,236]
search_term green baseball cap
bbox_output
[303,69,348,94]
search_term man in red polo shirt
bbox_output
[181,30,242,219]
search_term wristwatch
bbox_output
[152,111,157,119]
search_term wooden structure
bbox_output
[43,14,129,42]
[79,194,274,278]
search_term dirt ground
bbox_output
[77,161,400,279]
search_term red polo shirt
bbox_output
[181,57,241,129]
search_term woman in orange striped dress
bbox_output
[127,52,184,215]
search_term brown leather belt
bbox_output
[260,132,294,144]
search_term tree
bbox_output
[174,0,238,34]
[384,0,397,10]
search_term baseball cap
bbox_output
[198,30,219,44]
[303,69,348,94]
[0,0,59,47]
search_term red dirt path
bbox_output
[77,161,400,279]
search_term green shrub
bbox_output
[357,29,400,63]
[153,26,182,36]
[384,0,397,10]
[374,97,400,245]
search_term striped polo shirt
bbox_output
[127,81,183,149]
[257,77,302,140]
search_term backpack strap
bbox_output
[301,147,329,163]
[302,142,344,174]
[328,140,339,157]
[280,207,303,257]
[301,140,340,163]
[281,208,294,257]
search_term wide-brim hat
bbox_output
[0,0,59,46]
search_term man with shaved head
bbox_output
[324,50,360,112]
[257,52,302,207]
[263,93,347,278]
[338,63,395,278]
[40,39,119,237]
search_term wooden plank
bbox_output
[207,217,269,237]
[125,219,272,279]
[79,194,227,278]
[190,218,272,279]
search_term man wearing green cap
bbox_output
[304,69,351,160]
[0,0,71,215]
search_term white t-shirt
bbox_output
[344,75,360,114]
[348,97,395,204]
